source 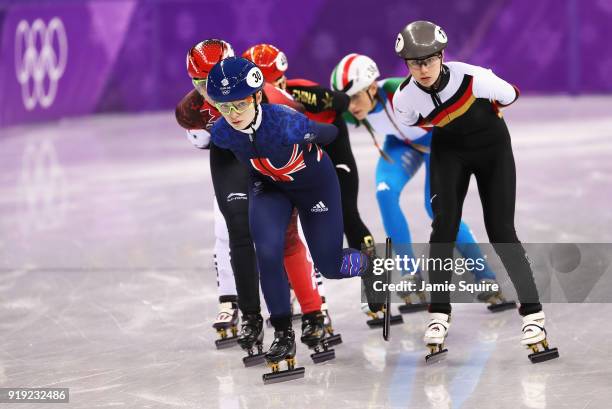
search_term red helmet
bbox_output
[242,44,288,83]
[186,39,234,79]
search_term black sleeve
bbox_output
[289,84,350,114]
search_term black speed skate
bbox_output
[237,313,265,367]
[476,279,517,313]
[301,312,335,364]
[213,302,239,349]
[364,305,404,327]
[263,328,305,384]
[360,245,385,314]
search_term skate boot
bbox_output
[476,279,517,313]
[360,245,385,314]
[362,303,403,328]
[237,313,265,367]
[262,328,305,384]
[521,311,559,363]
[301,311,335,364]
[362,235,376,257]
[424,313,450,363]
[398,273,429,314]
[213,301,240,349]
[321,297,342,347]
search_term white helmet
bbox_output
[330,53,380,96]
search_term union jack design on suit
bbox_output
[250,145,307,182]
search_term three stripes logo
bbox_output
[311,201,328,213]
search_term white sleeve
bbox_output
[471,67,518,106]
[185,129,211,149]
[392,88,421,127]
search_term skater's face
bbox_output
[406,53,443,88]
[348,82,378,120]
[217,91,263,130]
[272,75,287,91]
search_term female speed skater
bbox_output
[242,44,391,327]
[329,53,516,314]
[206,56,381,383]
[392,21,558,363]
[242,44,375,252]
[175,39,341,361]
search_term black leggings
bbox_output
[209,143,260,315]
[323,117,373,249]
[427,133,541,317]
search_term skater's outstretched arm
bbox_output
[306,121,338,146]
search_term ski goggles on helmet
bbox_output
[192,78,207,95]
[405,53,442,69]
[214,96,254,114]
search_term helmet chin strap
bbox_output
[365,86,377,112]
[430,64,445,91]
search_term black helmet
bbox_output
[395,20,448,60]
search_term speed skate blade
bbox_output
[398,303,428,314]
[367,314,403,328]
[262,367,305,384]
[529,347,559,364]
[311,348,335,364]
[425,348,448,363]
[383,306,391,341]
[243,353,266,367]
[325,333,343,347]
[215,336,238,349]
[487,301,517,313]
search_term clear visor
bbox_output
[405,54,441,69]
[214,96,254,115]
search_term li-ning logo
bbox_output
[14,17,68,110]
[227,192,247,202]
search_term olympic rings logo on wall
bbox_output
[14,17,68,110]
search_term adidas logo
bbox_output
[311,201,329,213]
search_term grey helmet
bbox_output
[395,20,448,60]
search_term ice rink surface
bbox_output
[1,96,611,408]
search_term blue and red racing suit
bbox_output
[211,103,369,321]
